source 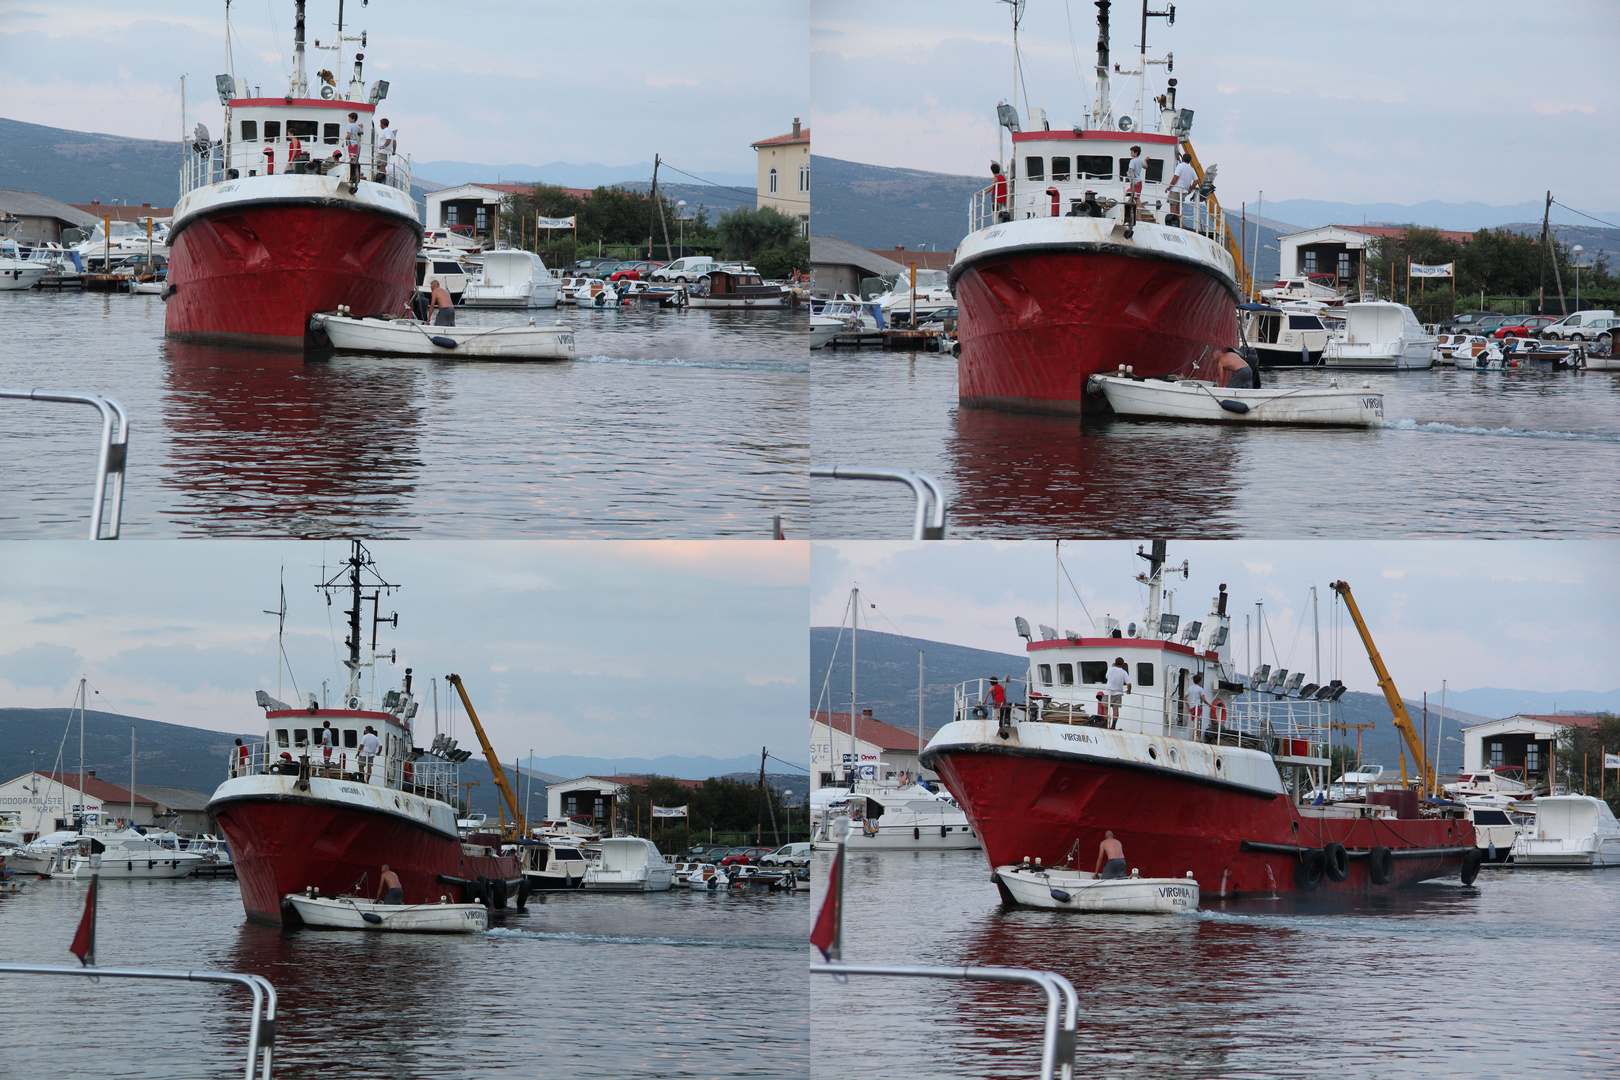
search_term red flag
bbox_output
[70,873,98,966]
[809,842,844,961]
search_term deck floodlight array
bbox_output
[1015,616,1033,641]
[1180,620,1202,643]
[1038,624,1058,641]
[1157,613,1180,638]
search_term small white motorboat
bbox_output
[285,893,489,933]
[1,877,32,893]
[311,311,575,360]
[1089,373,1383,427]
[130,279,165,295]
[995,864,1199,913]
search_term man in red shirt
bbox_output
[985,676,1009,723]
[990,162,1008,221]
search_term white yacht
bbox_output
[581,837,674,892]
[1510,795,1620,868]
[811,783,981,851]
[68,829,208,879]
[1322,302,1438,370]
[872,268,955,328]
[519,839,589,890]
[1240,302,1335,366]
[460,249,560,309]
[0,252,49,291]
[73,219,170,270]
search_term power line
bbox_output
[1552,200,1618,231]
[766,753,808,773]
[657,161,760,202]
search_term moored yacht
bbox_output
[581,837,673,892]
[1322,302,1438,370]
[1510,795,1620,868]
[460,249,560,309]
[810,783,980,851]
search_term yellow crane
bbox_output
[1328,581,1437,796]
[1181,140,1255,302]
[446,673,525,841]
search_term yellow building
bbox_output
[751,118,810,238]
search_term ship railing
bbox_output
[0,963,276,1080]
[968,180,1225,242]
[226,742,457,801]
[180,139,413,199]
[952,677,1030,723]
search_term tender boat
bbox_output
[310,311,574,359]
[1510,795,1620,868]
[995,864,1199,913]
[581,837,674,892]
[674,862,730,890]
[460,249,560,309]
[1322,302,1438,370]
[1089,372,1384,426]
[285,893,489,932]
[686,269,791,309]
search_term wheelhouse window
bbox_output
[344,729,358,749]
[1024,156,1045,182]
[263,121,281,141]
[323,122,340,145]
[1057,663,1074,686]
[1037,664,1053,686]
[1076,155,1112,178]
[287,119,319,140]
[240,120,258,141]
[1080,661,1109,684]
[1146,160,1164,182]
[275,729,289,747]
[1136,663,1155,687]
[1289,315,1323,330]
[1051,157,1071,182]
[293,728,308,747]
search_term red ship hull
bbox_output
[211,795,518,924]
[922,746,1472,896]
[164,201,420,350]
[952,247,1240,414]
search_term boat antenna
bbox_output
[316,539,396,708]
[290,0,308,98]
[1092,0,1113,129]
[77,678,85,832]
[264,566,288,700]
[1136,1,1175,134]
[997,0,1027,118]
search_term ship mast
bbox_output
[290,0,309,98]
[1092,0,1113,129]
[318,540,396,709]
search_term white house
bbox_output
[1458,713,1599,787]
[422,182,591,246]
[0,770,157,833]
[810,710,932,793]
[752,119,810,239]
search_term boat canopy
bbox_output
[1344,302,1422,344]
[479,250,542,286]
[1536,796,1613,840]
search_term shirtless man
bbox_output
[427,279,455,327]
[1095,831,1127,879]
[1215,346,1258,388]
[376,864,404,904]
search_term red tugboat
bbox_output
[951,0,1250,413]
[165,1,421,349]
[920,543,1480,898]
[208,541,522,924]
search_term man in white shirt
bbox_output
[344,111,365,192]
[1104,658,1132,727]
[1124,146,1145,236]
[359,725,381,782]
[1187,672,1210,734]
[1167,152,1197,227]
[375,118,395,183]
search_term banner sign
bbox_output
[534,216,576,229]
[1409,262,1454,278]
[1605,753,1620,769]
[651,805,688,818]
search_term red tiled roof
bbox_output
[72,202,174,221]
[870,246,954,271]
[752,129,810,148]
[598,775,704,791]
[465,183,592,199]
[1332,224,1475,245]
[811,712,922,753]
[34,772,156,805]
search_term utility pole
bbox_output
[758,746,780,846]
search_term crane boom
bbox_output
[1328,581,1436,796]
[445,673,525,839]
[1181,139,1254,302]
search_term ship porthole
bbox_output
[395,797,402,808]
[1214,757,1223,771]
[1168,748,1177,763]
[1147,745,1158,760]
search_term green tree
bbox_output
[754,238,810,280]
[716,205,799,259]
[1557,713,1620,814]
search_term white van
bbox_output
[651,256,718,283]
[1541,309,1616,341]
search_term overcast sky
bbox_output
[0,0,808,178]
[812,540,1620,700]
[0,541,808,764]
[812,0,1620,213]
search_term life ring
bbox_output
[1323,842,1350,883]
[1210,699,1227,724]
[1294,848,1325,891]
[1368,846,1394,885]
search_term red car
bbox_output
[719,846,774,867]
[1492,315,1556,339]
[608,260,666,282]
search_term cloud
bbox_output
[0,643,84,690]
[646,76,699,89]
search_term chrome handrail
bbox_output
[0,963,277,1079]
[1,390,128,539]
[810,466,946,539]
[810,962,1077,1080]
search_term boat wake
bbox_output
[485,927,798,950]
[576,354,807,372]
[1381,417,1620,443]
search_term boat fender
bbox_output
[361,910,384,924]
[464,876,485,905]
[914,827,920,841]
[1049,887,1072,903]
[491,876,509,910]
[1294,848,1325,891]
[941,825,948,838]
[1322,842,1350,883]
[160,282,176,300]
[429,335,459,349]
[1368,846,1394,885]
[1218,399,1250,414]
[515,876,531,910]
[1460,848,1483,886]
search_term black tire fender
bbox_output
[1323,842,1350,883]
[491,876,509,910]
[1461,847,1483,886]
[1295,848,1325,891]
[515,875,531,910]
[1368,846,1395,886]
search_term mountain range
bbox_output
[811,628,1612,777]
[412,160,756,192]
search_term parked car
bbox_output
[1437,310,1500,334]
[650,256,718,283]
[757,842,811,866]
[1540,309,1618,341]
[675,842,731,861]
[561,256,620,277]
[608,260,666,282]
[718,846,775,867]
[1491,315,1556,339]
[1583,317,1619,347]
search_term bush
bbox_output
[754,239,809,280]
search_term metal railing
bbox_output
[0,963,276,1079]
[1,390,128,539]
[228,741,459,802]
[810,466,946,539]
[968,181,1225,242]
[181,142,413,199]
[811,963,1077,1080]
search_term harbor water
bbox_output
[811,849,1617,1079]
[1,290,808,538]
[0,875,807,1078]
[809,352,1620,538]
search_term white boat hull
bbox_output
[285,894,489,932]
[0,262,50,290]
[71,853,203,879]
[1091,375,1384,427]
[312,313,574,360]
[581,867,674,892]
[996,866,1200,912]
[1322,340,1436,370]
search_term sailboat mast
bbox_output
[850,587,859,787]
[1312,585,1320,684]
[917,649,925,779]
[77,677,85,829]
[130,726,136,826]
